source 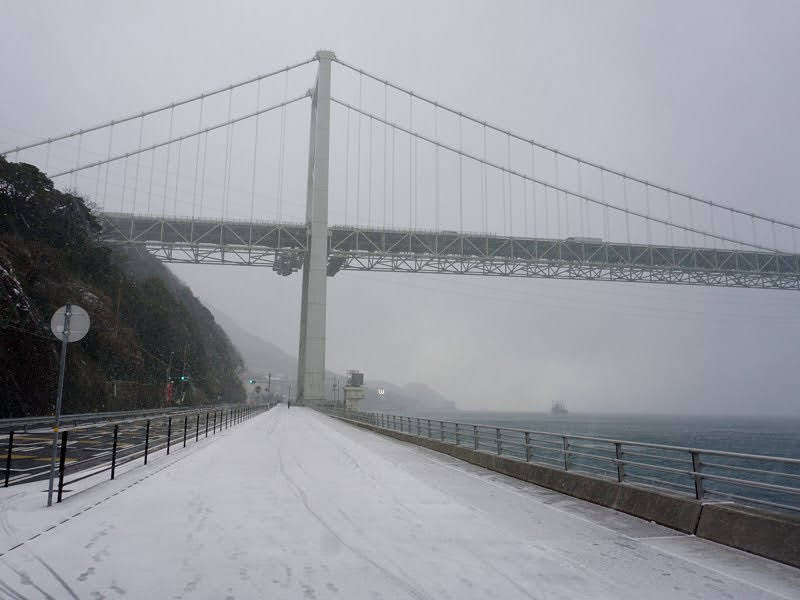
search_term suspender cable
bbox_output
[645,184,651,244]
[248,80,261,247]
[414,113,419,230]
[501,143,507,236]
[709,203,716,249]
[729,208,736,250]
[554,151,561,238]
[191,98,205,221]
[601,170,608,241]
[434,104,440,231]
[771,220,778,251]
[146,147,156,214]
[368,116,373,226]
[51,94,310,179]
[162,106,175,218]
[391,126,396,229]
[408,92,413,229]
[172,139,183,216]
[102,124,115,211]
[506,135,512,236]
[356,73,363,226]
[277,71,289,223]
[383,83,388,229]
[458,116,463,234]
[221,90,233,224]
[71,132,83,189]
[119,152,129,213]
[2,57,318,157]
[666,190,674,246]
[333,59,800,234]
[331,97,780,251]
[94,140,104,206]
[523,165,528,237]
[622,176,630,243]
[199,131,209,220]
[482,125,488,234]
[132,116,145,215]
[530,142,536,238]
[578,162,585,238]
[344,108,351,225]
[543,184,549,238]
[224,125,235,222]
[44,142,51,174]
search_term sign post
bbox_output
[46,304,90,507]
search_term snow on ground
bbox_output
[1,406,798,599]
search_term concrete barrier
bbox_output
[696,503,800,568]
[333,415,800,567]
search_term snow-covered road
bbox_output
[1,406,798,599]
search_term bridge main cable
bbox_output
[331,96,783,254]
[49,93,311,179]
[0,56,318,157]
[333,57,800,233]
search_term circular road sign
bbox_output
[50,304,91,342]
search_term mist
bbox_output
[2,0,799,415]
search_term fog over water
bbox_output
[2,2,799,415]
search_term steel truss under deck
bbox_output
[100,213,800,290]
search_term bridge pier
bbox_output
[297,51,334,405]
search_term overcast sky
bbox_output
[2,1,799,415]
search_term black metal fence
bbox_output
[3,403,273,503]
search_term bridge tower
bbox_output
[296,50,334,405]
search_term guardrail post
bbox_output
[167,417,172,455]
[427,419,431,438]
[144,420,150,464]
[455,423,460,445]
[473,425,478,450]
[691,451,704,500]
[4,431,13,487]
[183,415,188,447]
[213,411,217,434]
[496,428,502,455]
[440,421,444,441]
[562,436,569,471]
[110,424,119,480]
[614,442,625,483]
[195,414,200,442]
[524,432,531,462]
[57,430,68,503]
[393,415,396,430]
[416,418,420,436]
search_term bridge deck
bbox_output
[99,213,800,289]
[1,407,798,599]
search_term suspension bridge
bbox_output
[3,50,799,405]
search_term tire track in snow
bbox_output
[276,415,433,600]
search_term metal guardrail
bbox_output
[3,403,274,503]
[322,408,800,514]
[0,403,246,433]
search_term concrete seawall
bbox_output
[333,415,800,568]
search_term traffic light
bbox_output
[248,379,256,384]
[179,375,190,382]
